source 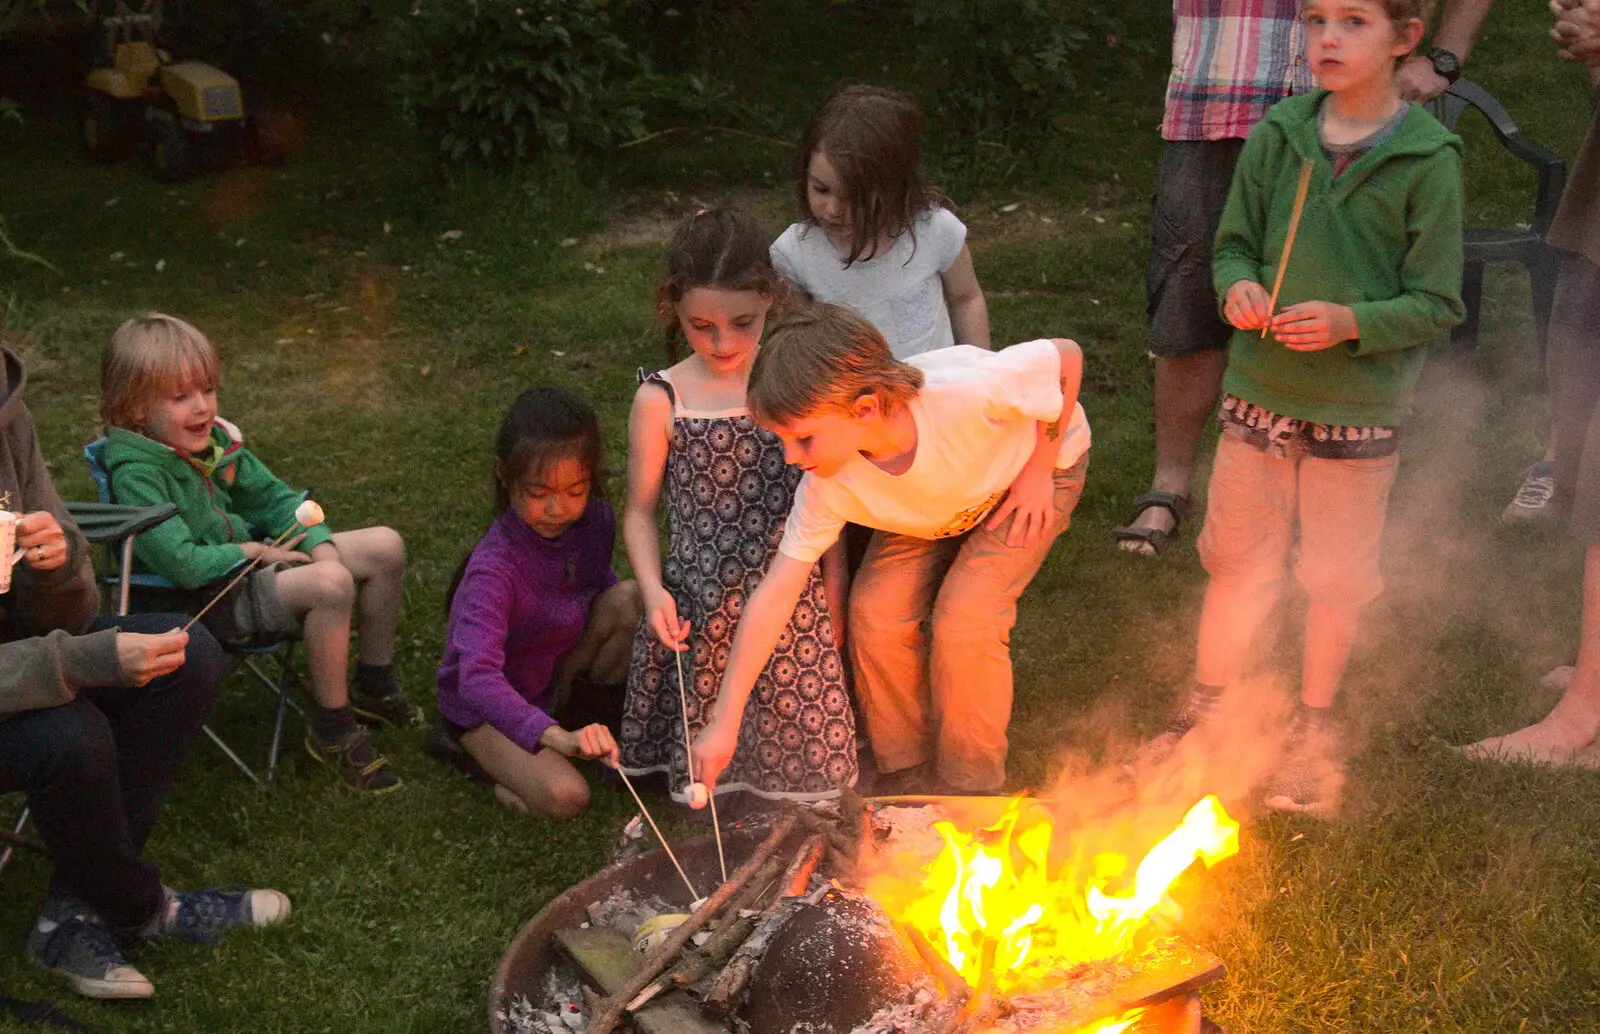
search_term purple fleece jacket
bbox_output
[436,502,619,754]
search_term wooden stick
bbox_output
[703,897,806,1018]
[779,833,827,897]
[783,800,856,857]
[183,522,302,631]
[900,923,972,1000]
[1262,158,1315,338]
[614,765,699,903]
[588,813,799,1034]
[674,646,727,884]
[626,859,783,1011]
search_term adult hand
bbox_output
[1552,0,1600,64]
[1223,279,1272,330]
[643,584,690,650]
[690,714,738,790]
[987,466,1054,547]
[116,628,188,685]
[1396,53,1450,102]
[1271,301,1360,351]
[16,511,68,572]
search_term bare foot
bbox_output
[1459,715,1599,765]
[1117,505,1179,556]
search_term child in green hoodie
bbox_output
[1136,0,1464,817]
[101,314,418,794]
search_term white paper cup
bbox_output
[0,512,18,594]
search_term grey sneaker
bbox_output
[1502,460,1556,523]
[1262,719,1343,819]
[146,885,292,946]
[1126,682,1225,770]
[306,724,402,793]
[26,895,153,1000]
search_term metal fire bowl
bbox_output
[488,796,1025,1033]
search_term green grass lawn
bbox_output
[3,1,1600,1029]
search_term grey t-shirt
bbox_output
[770,207,968,359]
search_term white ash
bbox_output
[845,979,939,1034]
[586,885,679,941]
[867,804,947,855]
[498,963,587,1034]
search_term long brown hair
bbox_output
[655,207,786,362]
[793,84,946,268]
[747,303,924,426]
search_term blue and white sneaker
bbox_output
[147,885,292,946]
[1502,460,1557,523]
[26,895,153,1000]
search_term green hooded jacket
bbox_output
[1213,89,1465,427]
[103,422,334,589]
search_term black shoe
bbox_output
[421,724,492,785]
[869,762,936,797]
[305,725,402,793]
[350,685,424,730]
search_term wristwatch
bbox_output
[1428,46,1462,84]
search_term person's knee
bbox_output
[931,596,1015,647]
[1299,565,1382,612]
[595,580,643,632]
[541,776,591,820]
[368,526,406,574]
[306,560,357,608]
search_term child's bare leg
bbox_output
[458,723,590,819]
[1300,603,1360,709]
[273,561,357,708]
[328,528,406,666]
[556,581,643,693]
[1193,577,1282,688]
[1467,543,1600,761]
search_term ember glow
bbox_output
[888,796,1239,995]
[1075,1009,1143,1034]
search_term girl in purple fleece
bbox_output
[435,388,642,819]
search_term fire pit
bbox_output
[491,795,1235,1034]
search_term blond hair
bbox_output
[747,304,923,425]
[101,313,221,431]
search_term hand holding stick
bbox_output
[184,500,325,633]
[1262,159,1315,338]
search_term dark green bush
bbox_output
[912,0,1125,140]
[392,0,642,163]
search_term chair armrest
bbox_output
[1445,79,1569,234]
[64,501,180,543]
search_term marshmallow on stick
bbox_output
[687,782,710,810]
[295,499,325,528]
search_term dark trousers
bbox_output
[0,614,222,932]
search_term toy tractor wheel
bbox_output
[81,90,129,162]
[243,116,285,167]
[147,116,194,183]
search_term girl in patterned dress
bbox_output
[620,208,857,805]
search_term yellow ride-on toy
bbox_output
[80,0,283,182]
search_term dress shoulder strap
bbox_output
[637,367,677,408]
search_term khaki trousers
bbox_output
[848,456,1087,791]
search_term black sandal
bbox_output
[1113,490,1191,556]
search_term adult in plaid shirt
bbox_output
[1117,0,1494,557]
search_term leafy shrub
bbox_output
[392,0,642,163]
[911,0,1124,140]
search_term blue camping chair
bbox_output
[83,438,302,786]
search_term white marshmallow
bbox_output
[295,500,325,527]
[687,782,709,810]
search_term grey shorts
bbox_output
[1550,252,1600,541]
[1145,138,1245,358]
[198,563,298,643]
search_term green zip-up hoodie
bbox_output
[103,422,334,589]
[1213,90,1465,427]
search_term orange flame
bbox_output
[1076,1009,1144,1034]
[888,796,1238,995]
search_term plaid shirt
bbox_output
[1163,0,1313,142]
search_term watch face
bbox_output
[1430,47,1461,81]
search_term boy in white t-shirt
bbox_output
[689,304,1089,795]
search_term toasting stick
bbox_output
[1262,159,1315,338]
[184,499,325,632]
[675,645,728,883]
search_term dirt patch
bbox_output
[584,185,792,252]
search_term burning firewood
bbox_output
[585,813,800,1034]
